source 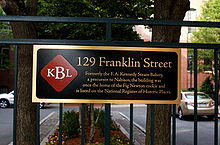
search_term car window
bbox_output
[185,93,210,100]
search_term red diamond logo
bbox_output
[40,55,78,92]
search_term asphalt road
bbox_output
[0,104,59,145]
[0,108,13,145]
[112,105,220,145]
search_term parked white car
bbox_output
[177,92,215,120]
[0,90,48,108]
[0,91,14,108]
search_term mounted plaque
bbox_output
[32,45,181,104]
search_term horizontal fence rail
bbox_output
[1,39,220,49]
[0,16,220,27]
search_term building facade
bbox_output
[0,45,14,93]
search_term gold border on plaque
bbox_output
[32,45,181,104]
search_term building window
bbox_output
[187,55,193,71]
[0,47,10,69]
[187,8,196,33]
[0,86,8,93]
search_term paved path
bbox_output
[40,112,59,144]
[112,111,146,145]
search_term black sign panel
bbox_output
[32,45,180,104]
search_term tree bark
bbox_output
[2,0,37,145]
[146,0,190,145]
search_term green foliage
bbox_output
[37,0,152,19]
[0,53,10,69]
[63,110,80,138]
[199,76,214,97]
[37,0,153,41]
[191,0,220,72]
[0,9,12,38]
[94,109,121,136]
[110,120,120,131]
[192,0,220,44]
[0,9,12,70]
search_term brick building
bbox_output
[0,45,14,93]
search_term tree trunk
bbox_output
[2,0,37,144]
[16,44,37,145]
[11,23,37,145]
[146,0,190,145]
[89,104,95,143]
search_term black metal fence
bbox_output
[0,16,220,145]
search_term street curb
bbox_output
[118,112,146,134]
[112,111,145,145]
[40,112,55,124]
[111,104,147,108]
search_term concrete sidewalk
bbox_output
[40,112,59,144]
[112,111,146,145]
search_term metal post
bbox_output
[59,103,63,145]
[193,48,198,145]
[150,105,155,145]
[105,17,111,145]
[105,104,111,145]
[106,21,111,42]
[81,103,86,145]
[130,104,133,145]
[13,45,18,145]
[188,54,193,90]
[214,49,219,145]
[172,105,176,145]
[36,103,40,145]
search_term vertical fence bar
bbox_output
[130,104,134,145]
[13,45,18,145]
[150,105,155,145]
[106,21,112,42]
[105,17,111,145]
[105,104,111,145]
[214,49,219,145]
[172,105,176,145]
[59,103,63,145]
[193,48,198,145]
[81,103,85,145]
[36,103,40,145]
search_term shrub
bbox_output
[95,109,105,136]
[94,109,120,136]
[111,135,130,145]
[63,110,80,138]
[110,120,120,131]
[199,76,214,97]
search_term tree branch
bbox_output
[26,0,37,16]
[1,0,26,15]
